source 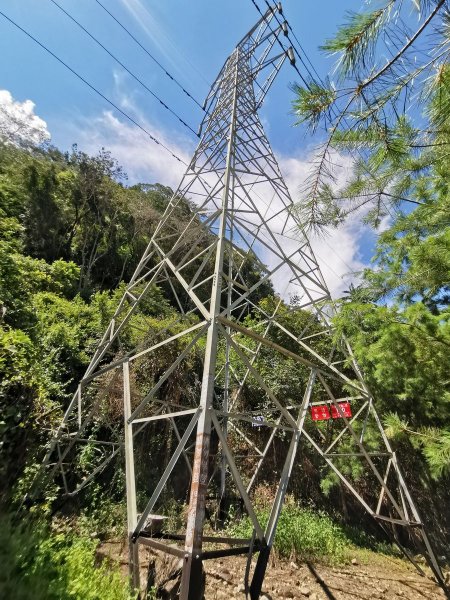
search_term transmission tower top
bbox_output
[202,3,293,118]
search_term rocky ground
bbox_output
[98,541,448,600]
[203,554,447,600]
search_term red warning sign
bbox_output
[311,405,331,421]
[331,402,352,419]
[311,402,352,421]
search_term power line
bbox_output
[93,0,205,111]
[250,1,366,278]
[290,34,322,83]
[277,3,378,172]
[260,0,319,89]
[249,0,311,90]
[3,3,362,285]
[48,0,198,137]
[0,9,188,166]
[282,11,324,83]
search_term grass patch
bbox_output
[0,516,135,600]
[228,503,350,564]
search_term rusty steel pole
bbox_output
[179,48,241,600]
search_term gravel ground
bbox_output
[98,540,448,600]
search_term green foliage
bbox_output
[0,516,135,600]
[228,500,349,563]
[422,431,450,478]
[334,302,449,419]
[321,5,393,77]
[291,82,336,131]
[334,300,450,477]
[363,194,450,306]
[0,213,79,328]
[293,0,450,230]
[385,413,450,478]
[30,291,115,394]
[290,1,450,488]
[0,326,54,490]
[0,142,175,296]
[0,141,185,498]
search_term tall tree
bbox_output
[292,0,450,480]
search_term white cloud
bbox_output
[278,150,367,298]
[0,83,370,305]
[71,112,367,299]
[0,89,50,147]
[57,73,369,300]
[73,109,189,188]
[63,70,192,188]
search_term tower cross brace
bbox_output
[34,5,447,600]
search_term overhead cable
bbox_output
[283,20,320,82]
[263,0,324,85]
[0,9,188,166]
[286,22,324,83]
[93,0,205,110]
[249,0,311,89]
[49,0,198,137]
[251,1,368,274]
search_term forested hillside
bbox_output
[1,1,450,597]
[1,135,448,536]
[0,142,175,491]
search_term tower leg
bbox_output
[123,360,140,591]
[377,420,447,589]
[180,48,240,600]
[179,420,210,600]
[250,370,316,599]
[249,546,271,600]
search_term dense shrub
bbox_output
[0,517,135,600]
[228,502,349,564]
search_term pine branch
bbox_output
[321,3,395,77]
[359,0,446,92]
[293,0,448,230]
[291,82,336,132]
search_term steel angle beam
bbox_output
[35,5,447,598]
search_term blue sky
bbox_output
[0,0,374,296]
[0,0,365,155]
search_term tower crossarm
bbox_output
[201,2,291,125]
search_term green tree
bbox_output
[292,0,450,229]
[292,0,450,479]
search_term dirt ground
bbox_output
[98,540,448,600]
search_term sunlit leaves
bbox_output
[368,193,450,305]
[423,430,450,478]
[425,61,450,129]
[385,413,450,479]
[292,0,450,230]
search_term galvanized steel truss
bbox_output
[35,5,446,599]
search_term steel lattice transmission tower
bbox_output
[36,5,446,599]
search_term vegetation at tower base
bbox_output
[0,515,137,600]
[1,73,450,597]
[0,135,449,553]
[292,0,450,492]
